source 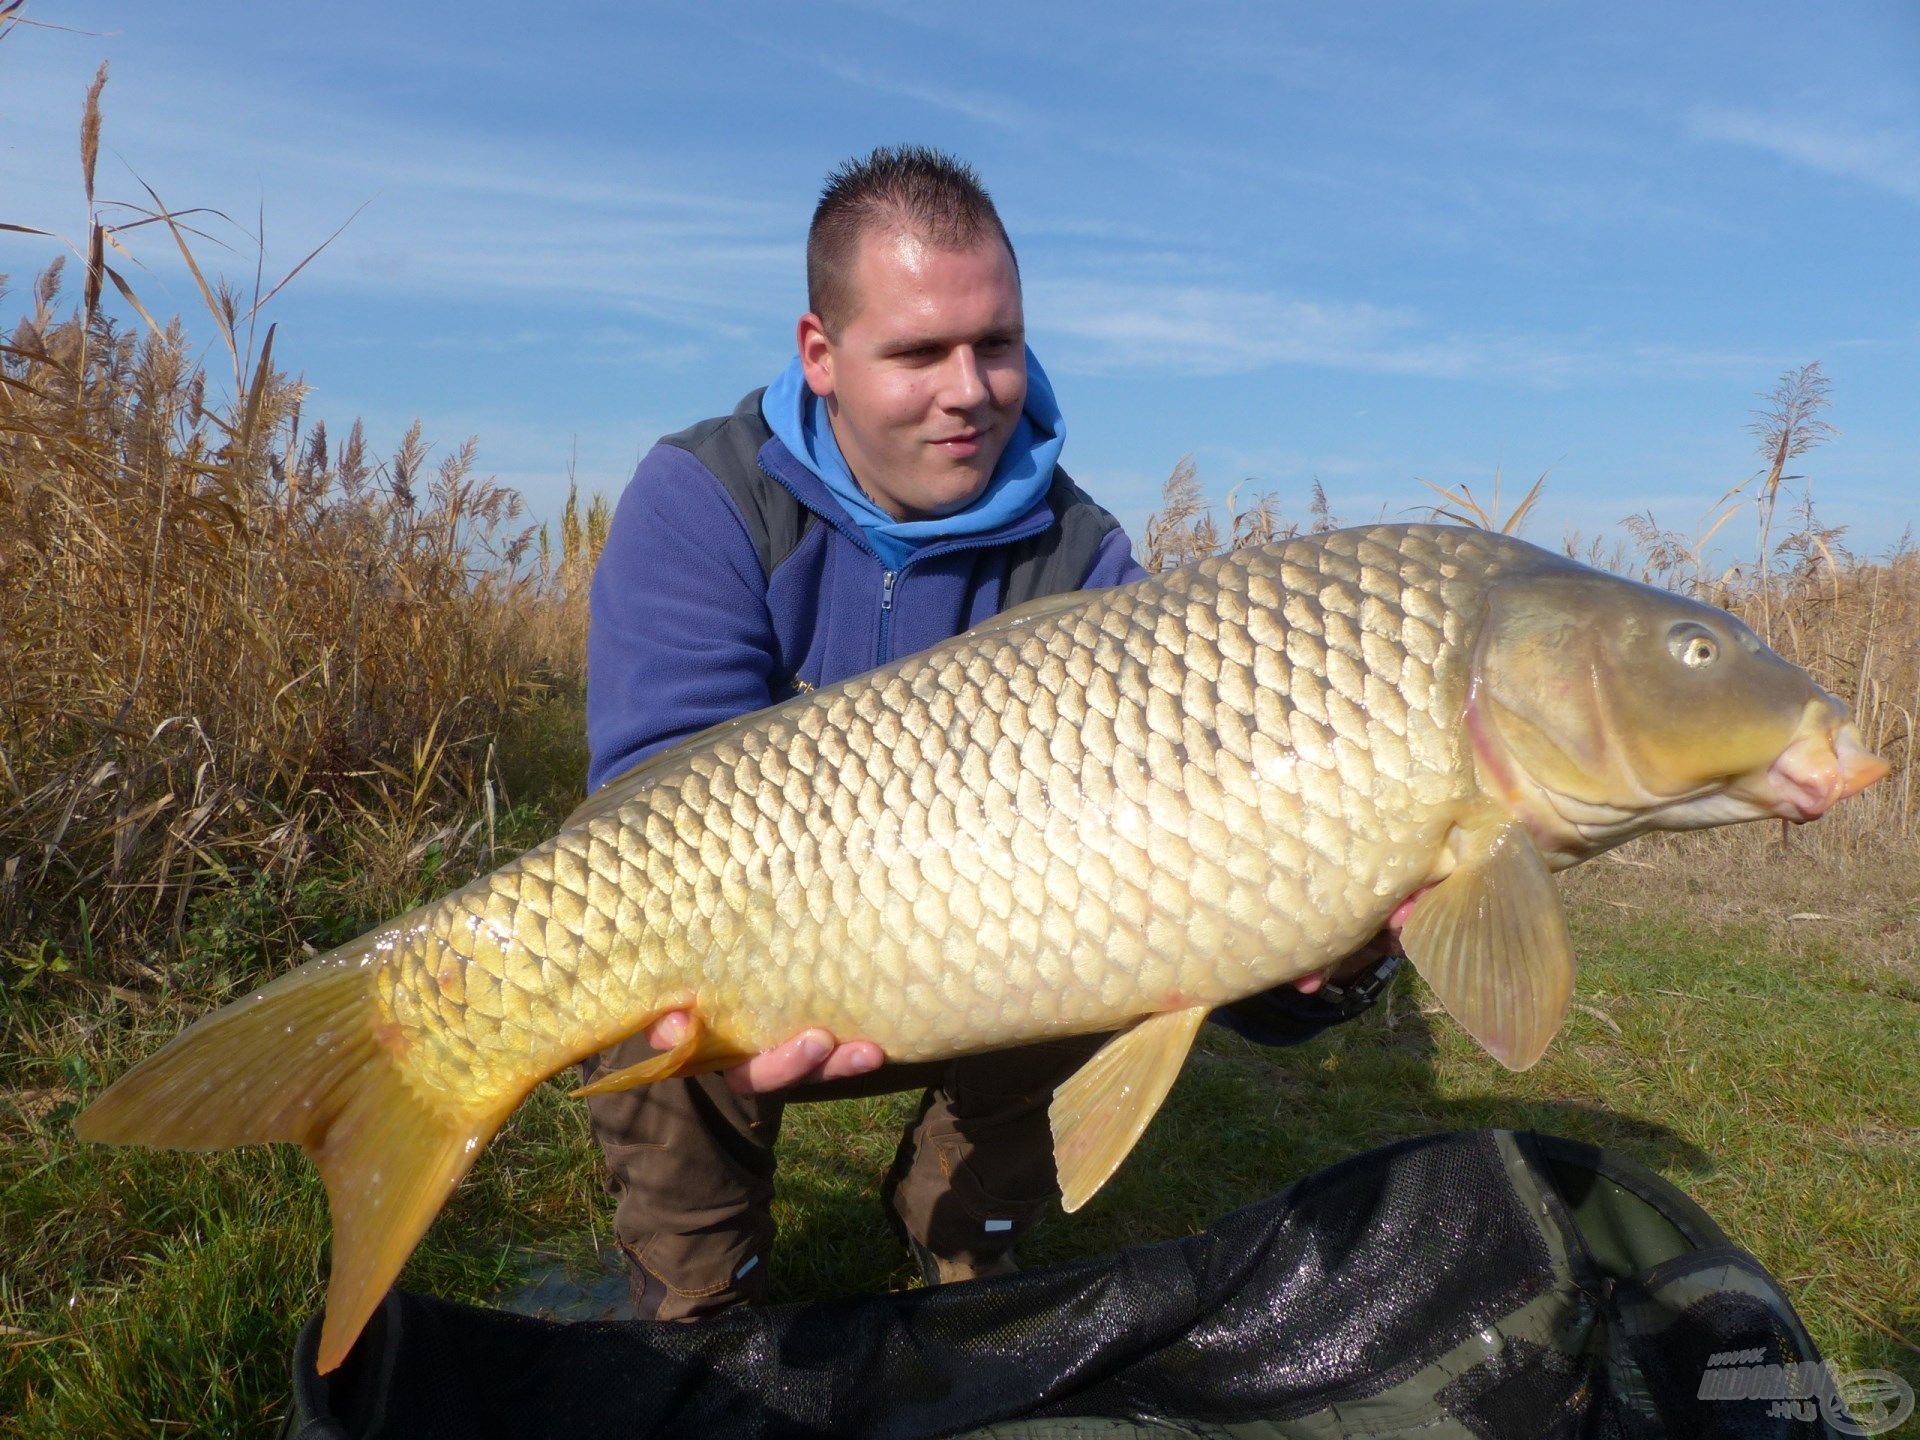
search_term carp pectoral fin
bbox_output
[570,1013,751,1096]
[1400,818,1576,1072]
[1049,1004,1211,1213]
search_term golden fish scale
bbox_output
[378,525,1512,1104]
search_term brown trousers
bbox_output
[581,1031,1108,1320]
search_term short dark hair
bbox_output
[807,145,1019,336]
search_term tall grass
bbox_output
[0,70,606,980]
[0,257,555,973]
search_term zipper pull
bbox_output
[880,570,896,610]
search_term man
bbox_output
[583,146,1397,1322]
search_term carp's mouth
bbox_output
[1745,721,1888,822]
[1628,715,1888,837]
[1467,680,1891,856]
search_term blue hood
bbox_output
[762,347,1065,570]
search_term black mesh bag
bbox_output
[278,1129,1860,1439]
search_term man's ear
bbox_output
[796,313,835,398]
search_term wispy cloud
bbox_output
[1032,275,1790,385]
[1033,277,1468,377]
[802,54,1040,133]
[1688,107,1920,204]
[0,55,803,340]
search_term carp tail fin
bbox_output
[308,1052,515,1375]
[74,953,384,1151]
[75,944,513,1374]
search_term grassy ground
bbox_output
[4,815,1914,1436]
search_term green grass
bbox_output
[3,887,1915,1436]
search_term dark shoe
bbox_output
[881,1166,1020,1286]
[901,1230,1020,1287]
[618,1239,764,1323]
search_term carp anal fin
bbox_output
[1400,817,1576,1071]
[73,949,516,1376]
[570,1011,752,1096]
[1049,1004,1210,1213]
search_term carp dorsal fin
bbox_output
[1049,1004,1211,1213]
[570,1012,753,1096]
[1400,817,1576,1071]
[959,589,1098,642]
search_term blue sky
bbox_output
[3,2,1916,558]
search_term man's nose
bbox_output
[941,347,989,410]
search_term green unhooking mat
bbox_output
[279,1129,1870,1438]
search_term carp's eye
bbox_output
[1667,623,1719,669]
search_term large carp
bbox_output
[78,524,1886,1371]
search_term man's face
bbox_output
[797,228,1026,522]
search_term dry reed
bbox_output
[0,72,601,975]
[0,258,568,970]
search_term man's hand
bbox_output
[1287,916,1410,995]
[646,1011,885,1095]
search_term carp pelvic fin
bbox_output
[73,946,516,1375]
[1049,1005,1211,1213]
[1400,817,1576,1071]
[570,1012,751,1096]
